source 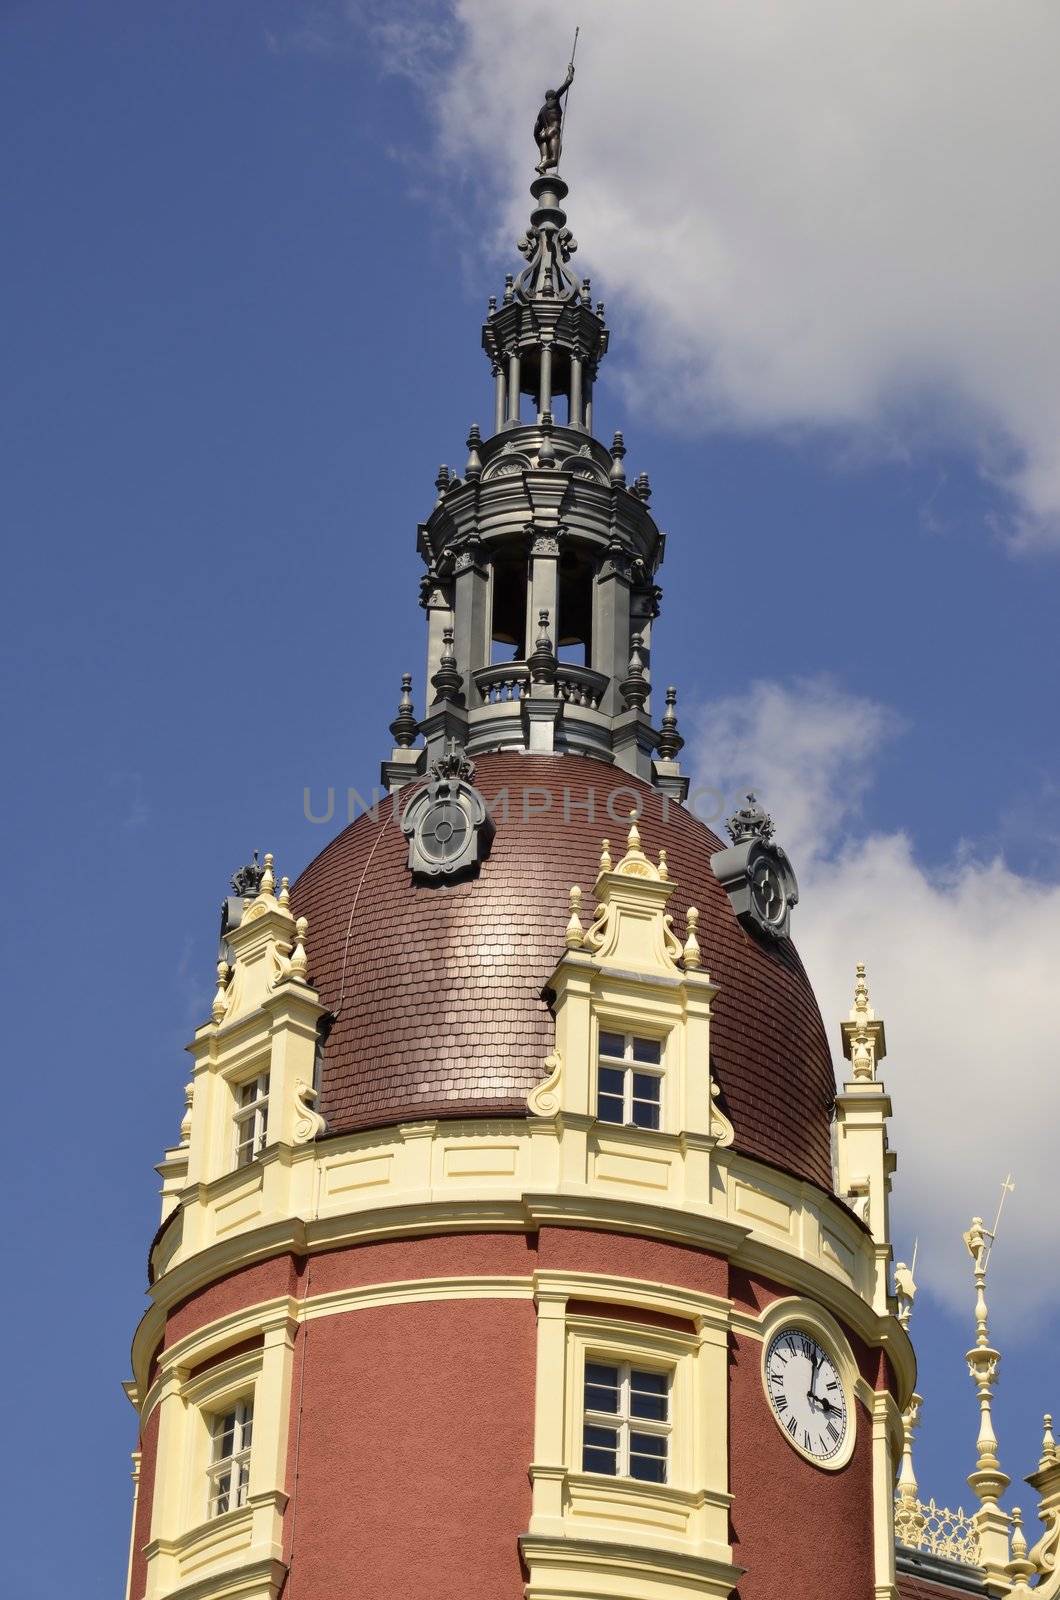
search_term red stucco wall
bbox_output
[132,1230,885,1600]
[729,1327,876,1600]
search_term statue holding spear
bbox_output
[534,28,579,175]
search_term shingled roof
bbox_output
[292,751,837,1192]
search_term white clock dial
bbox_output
[764,1329,849,1464]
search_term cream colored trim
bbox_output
[527,1272,736,1583]
[520,1532,741,1600]
[134,1158,916,1412]
[755,1297,858,1472]
[141,1299,296,1600]
[872,1388,901,1600]
[300,1273,534,1322]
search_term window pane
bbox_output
[632,1037,662,1065]
[597,1066,624,1095]
[630,1372,668,1420]
[584,1363,619,1413]
[583,1424,618,1475]
[598,1032,624,1059]
[630,1439,668,1482]
[631,1096,660,1130]
[216,1413,236,1454]
[632,1072,660,1102]
[597,1092,624,1124]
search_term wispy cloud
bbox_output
[690,677,1060,1337]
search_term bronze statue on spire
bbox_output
[534,60,575,175]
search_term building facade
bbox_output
[123,104,1059,1600]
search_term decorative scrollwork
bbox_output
[894,1495,981,1566]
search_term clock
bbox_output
[763,1328,851,1466]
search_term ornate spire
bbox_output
[528,609,557,685]
[430,627,464,704]
[657,686,684,760]
[619,633,649,711]
[389,673,418,748]
[964,1204,1012,1584]
[841,962,887,1082]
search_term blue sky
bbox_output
[2,4,1057,1593]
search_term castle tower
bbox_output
[123,97,917,1600]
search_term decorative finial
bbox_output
[1007,1507,1037,1586]
[528,609,557,684]
[683,906,702,969]
[434,464,451,504]
[657,686,684,761]
[464,423,483,480]
[620,633,649,711]
[229,851,264,898]
[599,838,613,873]
[626,811,643,854]
[565,885,584,949]
[289,916,309,983]
[278,875,290,907]
[1043,1414,1057,1468]
[179,1080,194,1146]
[487,294,497,314]
[503,273,515,304]
[389,672,418,748]
[725,792,775,845]
[259,853,275,896]
[212,959,230,1024]
[609,430,627,486]
[431,627,464,704]
[658,848,669,881]
[581,277,591,304]
[633,470,652,504]
[595,299,605,320]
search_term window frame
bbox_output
[594,1028,666,1131]
[205,1396,254,1519]
[581,1357,672,1483]
[233,1071,270,1169]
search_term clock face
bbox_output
[764,1329,849,1464]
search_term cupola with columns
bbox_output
[386,161,683,791]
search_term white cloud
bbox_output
[412,0,1060,549]
[690,678,1060,1337]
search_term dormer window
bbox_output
[596,1033,662,1129]
[234,1072,270,1167]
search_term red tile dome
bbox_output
[292,752,836,1192]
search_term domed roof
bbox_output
[292,752,836,1193]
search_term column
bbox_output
[538,337,553,419]
[569,349,583,428]
[493,360,507,435]
[592,552,632,718]
[507,346,521,424]
[452,545,490,698]
[527,531,560,657]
